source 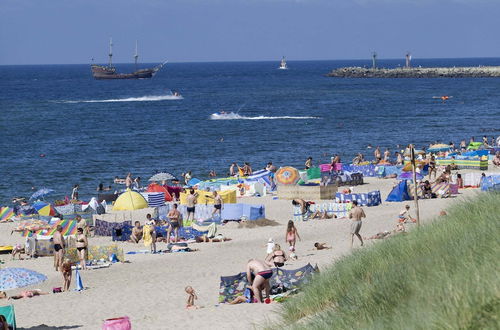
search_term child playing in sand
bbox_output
[61,259,72,292]
[285,220,301,250]
[11,244,25,260]
[185,286,199,309]
[314,242,331,250]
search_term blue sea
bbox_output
[1,58,500,204]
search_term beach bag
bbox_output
[102,316,131,330]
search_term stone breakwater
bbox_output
[326,66,500,78]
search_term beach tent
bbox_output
[467,142,483,150]
[146,183,172,201]
[386,180,411,202]
[113,189,148,211]
[219,263,317,303]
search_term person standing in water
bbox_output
[348,200,366,248]
[71,184,79,200]
[305,157,313,170]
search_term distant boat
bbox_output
[91,39,166,80]
[278,56,288,70]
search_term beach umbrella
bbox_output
[30,188,54,201]
[32,201,56,217]
[148,172,176,182]
[398,171,424,181]
[0,207,15,222]
[428,144,451,153]
[0,268,47,291]
[275,167,300,185]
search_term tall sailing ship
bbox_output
[91,39,165,80]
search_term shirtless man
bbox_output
[229,163,237,176]
[210,191,223,218]
[53,225,65,271]
[186,189,198,222]
[125,173,133,189]
[348,200,366,248]
[374,147,382,163]
[129,221,143,243]
[246,259,272,303]
[167,204,182,243]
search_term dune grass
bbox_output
[272,193,500,329]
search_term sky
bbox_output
[1,0,500,65]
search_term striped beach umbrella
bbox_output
[0,207,15,222]
[275,167,300,185]
[24,219,78,237]
[32,201,56,217]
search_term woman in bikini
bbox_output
[265,244,287,268]
[285,220,301,249]
[76,227,88,270]
[61,259,72,292]
[428,155,437,180]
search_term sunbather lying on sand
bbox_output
[6,289,49,300]
[365,223,405,240]
[314,242,331,250]
[310,211,336,220]
[229,286,254,304]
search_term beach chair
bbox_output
[0,305,16,330]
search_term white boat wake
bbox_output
[59,94,183,104]
[210,112,318,120]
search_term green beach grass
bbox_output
[272,192,500,329]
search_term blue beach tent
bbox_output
[386,180,411,202]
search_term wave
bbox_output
[210,112,319,120]
[58,95,183,104]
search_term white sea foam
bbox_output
[59,95,183,103]
[210,112,318,120]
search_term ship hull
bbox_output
[91,65,160,80]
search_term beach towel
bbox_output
[142,225,153,247]
[219,264,316,303]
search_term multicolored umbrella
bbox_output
[33,219,78,237]
[398,171,424,181]
[32,201,56,217]
[428,144,451,153]
[0,207,15,222]
[275,167,300,185]
[0,268,47,291]
[148,172,176,182]
[30,188,54,201]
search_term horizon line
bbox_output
[1,56,500,66]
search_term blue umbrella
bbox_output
[30,188,54,201]
[0,268,47,290]
[398,171,424,181]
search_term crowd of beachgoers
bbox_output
[0,135,498,328]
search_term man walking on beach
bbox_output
[211,191,223,219]
[348,200,365,248]
[53,225,65,271]
[246,259,272,303]
[186,189,197,222]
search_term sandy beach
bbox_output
[0,172,494,330]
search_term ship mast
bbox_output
[134,40,139,71]
[108,37,113,67]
